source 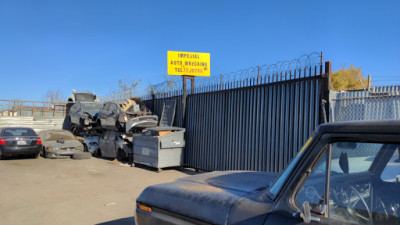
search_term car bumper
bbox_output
[44,149,83,158]
[136,206,209,225]
[0,145,41,157]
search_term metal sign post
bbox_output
[167,51,210,127]
[182,75,195,126]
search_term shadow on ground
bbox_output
[96,217,135,225]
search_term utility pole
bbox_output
[367,75,371,91]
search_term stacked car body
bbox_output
[93,98,158,160]
[0,91,159,162]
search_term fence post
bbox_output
[182,76,187,127]
[367,75,371,91]
[320,51,323,75]
[322,61,331,123]
[220,74,223,90]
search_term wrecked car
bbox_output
[68,101,103,134]
[136,120,400,225]
[38,129,91,159]
[67,90,98,103]
[64,90,99,132]
[95,98,158,133]
[83,135,99,156]
[96,130,132,161]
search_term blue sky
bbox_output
[0,0,399,101]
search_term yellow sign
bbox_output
[167,51,210,77]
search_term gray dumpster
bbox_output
[133,127,185,171]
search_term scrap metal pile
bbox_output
[66,91,185,170]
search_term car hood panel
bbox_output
[43,140,83,149]
[125,115,158,132]
[83,110,99,117]
[137,171,278,225]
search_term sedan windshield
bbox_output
[2,128,36,136]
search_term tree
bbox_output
[118,79,142,99]
[331,64,369,91]
[42,89,65,104]
[147,75,178,95]
[106,78,142,100]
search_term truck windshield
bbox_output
[268,136,314,198]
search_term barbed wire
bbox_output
[145,52,322,94]
[100,52,323,101]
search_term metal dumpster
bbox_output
[133,127,185,171]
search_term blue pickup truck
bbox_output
[136,120,400,225]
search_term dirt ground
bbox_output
[0,156,197,225]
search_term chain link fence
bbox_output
[330,86,400,122]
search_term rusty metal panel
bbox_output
[144,94,184,128]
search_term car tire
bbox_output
[32,152,40,159]
[116,149,126,162]
[0,150,2,160]
[95,148,102,157]
[71,152,91,160]
[83,144,88,152]
[42,147,47,158]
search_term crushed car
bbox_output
[68,101,103,135]
[97,130,132,161]
[136,120,400,225]
[38,129,91,159]
[83,135,99,156]
[95,98,158,134]
[64,90,99,132]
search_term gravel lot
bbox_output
[0,156,196,225]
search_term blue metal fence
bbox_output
[144,61,328,172]
[183,77,323,172]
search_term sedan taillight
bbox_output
[0,138,5,145]
[37,137,42,144]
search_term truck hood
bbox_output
[137,171,278,225]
